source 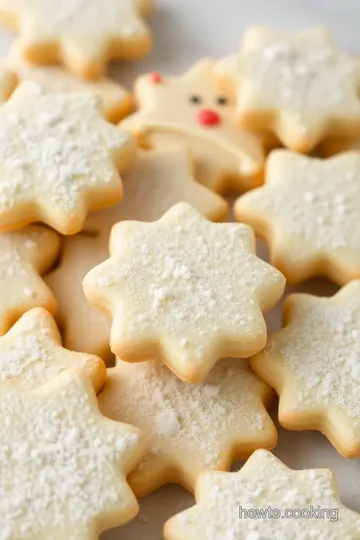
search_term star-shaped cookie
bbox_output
[47,147,227,362]
[0,65,17,103]
[0,82,136,234]
[46,234,113,363]
[99,358,277,496]
[121,59,265,193]
[164,449,360,540]
[0,307,106,392]
[251,281,360,458]
[0,369,145,539]
[0,0,154,79]
[83,203,285,382]
[0,224,59,335]
[3,44,133,123]
[235,149,360,285]
[216,26,360,152]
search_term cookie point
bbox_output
[196,109,221,127]
[149,72,163,84]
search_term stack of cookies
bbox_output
[0,1,359,537]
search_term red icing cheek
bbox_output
[149,72,162,84]
[196,109,221,127]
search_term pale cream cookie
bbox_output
[0,0,154,79]
[251,281,360,458]
[121,59,265,193]
[0,224,60,335]
[47,147,227,362]
[84,146,229,231]
[164,449,360,540]
[99,358,277,496]
[0,82,136,234]
[0,307,106,392]
[3,43,133,122]
[235,149,360,285]
[0,369,145,539]
[0,64,17,103]
[216,26,360,152]
[46,234,113,363]
[83,203,285,382]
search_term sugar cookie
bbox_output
[216,26,360,152]
[83,203,285,382]
[0,0,154,79]
[0,224,59,335]
[0,64,17,103]
[235,149,360,285]
[46,234,113,362]
[3,44,133,123]
[84,146,228,231]
[164,449,360,540]
[47,147,227,362]
[320,136,360,157]
[121,59,264,193]
[99,358,277,496]
[251,281,360,458]
[0,307,106,392]
[0,369,145,539]
[0,82,136,234]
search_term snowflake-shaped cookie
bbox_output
[99,358,277,496]
[0,369,145,539]
[3,44,133,122]
[47,148,227,361]
[0,224,59,335]
[83,203,285,382]
[0,0,154,79]
[121,59,264,193]
[0,307,106,392]
[0,82,136,234]
[251,281,360,457]
[216,26,360,152]
[235,149,360,285]
[164,450,360,540]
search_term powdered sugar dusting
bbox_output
[0,83,129,216]
[241,151,360,252]
[0,225,59,334]
[99,358,273,476]
[87,204,284,375]
[0,370,140,538]
[168,450,360,539]
[239,28,360,123]
[265,286,360,421]
[0,309,97,389]
[18,0,145,37]
[0,226,52,279]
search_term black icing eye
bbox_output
[216,96,229,106]
[190,95,202,104]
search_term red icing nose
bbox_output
[150,72,162,84]
[196,109,221,127]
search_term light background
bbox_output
[0,0,358,538]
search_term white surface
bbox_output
[0,1,359,538]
